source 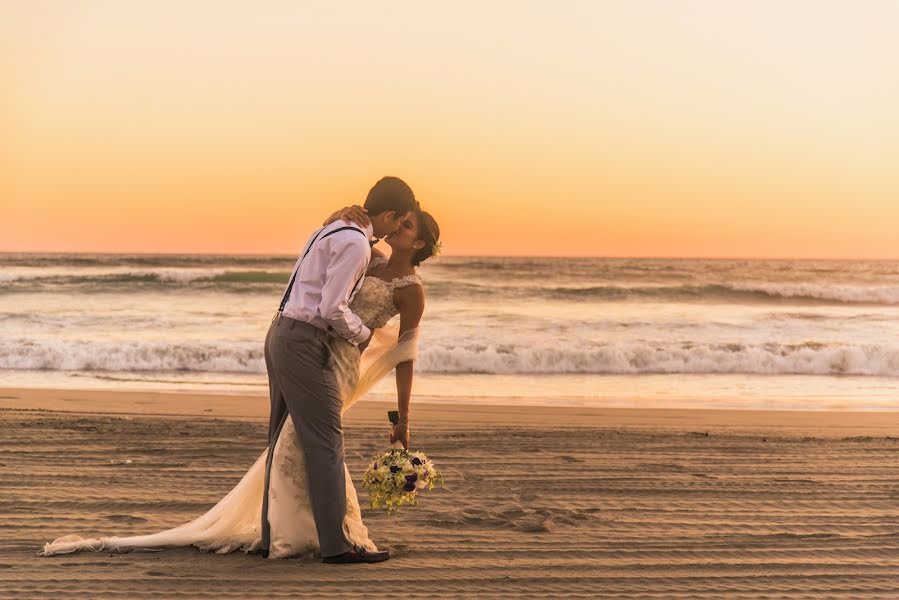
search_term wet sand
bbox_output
[3,388,899,598]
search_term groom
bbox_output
[261,177,418,564]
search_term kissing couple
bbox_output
[41,176,442,564]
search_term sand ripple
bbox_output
[3,409,899,598]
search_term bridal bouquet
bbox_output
[361,448,444,513]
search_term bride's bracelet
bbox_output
[396,418,410,429]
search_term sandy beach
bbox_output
[6,0,899,595]
[3,388,899,598]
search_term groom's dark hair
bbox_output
[364,176,419,217]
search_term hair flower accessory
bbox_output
[430,240,443,258]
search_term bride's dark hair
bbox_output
[411,211,440,267]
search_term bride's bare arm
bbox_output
[323,205,371,228]
[390,283,425,449]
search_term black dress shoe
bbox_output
[322,547,390,564]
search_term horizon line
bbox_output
[1,250,897,262]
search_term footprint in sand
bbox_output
[384,543,411,557]
[105,514,148,524]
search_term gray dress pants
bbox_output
[260,316,354,558]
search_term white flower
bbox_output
[361,448,443,513]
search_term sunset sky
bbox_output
[1,1,897,258]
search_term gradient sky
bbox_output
[1,1,898,257]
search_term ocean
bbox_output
[2,253,899,411]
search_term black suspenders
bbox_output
[277,226,368,315]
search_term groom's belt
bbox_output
[275,315,334,342]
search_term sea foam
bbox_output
[4,338,899,377]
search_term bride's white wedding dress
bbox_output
[40,257,422,558]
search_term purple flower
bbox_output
[373,462,378,470]
[411,457,422,466]
[403,481,416,493]
[390,466,400,474]
[405,474,417,483]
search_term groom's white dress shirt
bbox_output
[281,219,373,346]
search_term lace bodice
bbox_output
[349,256,422,330]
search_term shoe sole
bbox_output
[323,555,390,564]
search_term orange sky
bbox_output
[1,1,898,258]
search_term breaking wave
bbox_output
[4,338,899,377]
[6,268,898,305]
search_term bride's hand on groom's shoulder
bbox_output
[340,205,370,228]
[390,423,410,450]
[324,205,370,228]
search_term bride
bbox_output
[40,205,441,560]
